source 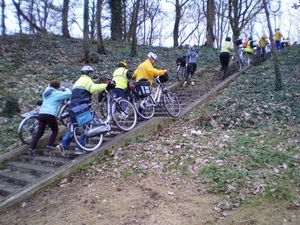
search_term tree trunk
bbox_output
[206,0,215,46]
[62,0,70,38]
[109,0,122,41]
[262,0,282,91]
[173,0,180,47]
[130,0,140,57]
[1,0,6,36]
[97,0,106,54]
[82,0,90,62]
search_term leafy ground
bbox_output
[0,36,300,224]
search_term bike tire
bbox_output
[18,115,39,145]
[132,95,155,120]
[99,96,108,119]
[162,91,181,118]
[176,66,185,82]
[243,52,251,66]
[232,54,242,72]
[112,98,137,131]
[73,123,104,152]
[58,102,70,127]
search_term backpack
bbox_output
[242,41,248,48]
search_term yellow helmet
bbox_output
[119,61,128,69]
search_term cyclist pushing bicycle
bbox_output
[183,45,201,87]
[56,66,115,157]
[134,52,167,86]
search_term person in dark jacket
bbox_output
[56,66,114,157]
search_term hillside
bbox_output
[0,34,220,152]
[0,35,300,224]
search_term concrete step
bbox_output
[0,170,38,187]
[5,161,55,177]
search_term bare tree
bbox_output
[204,0,215,46]
[109,0,123,40]
[1,0,6,36]
[62,0,70,38]
[167,0,190,46]
[262,0,282,91]
[89,0,97,39]
[82,0,90,61]
[96,0,106,54]
[12,0,47,34]
[130,0,140,57]
[228,0,262,44]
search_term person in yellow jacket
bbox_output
[112,61,134,99]
[258,35,267,59]
[274,28,283,52]
[243,37,255,55]
[56,66,115,156]
[134,52,168,86]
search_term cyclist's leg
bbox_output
[183,63,191,87]
[61,129,73,149]
[30,115,47,150]
[45,114,59,146]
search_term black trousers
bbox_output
[219,52,230,75]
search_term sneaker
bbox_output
[46,145,56,150]
[75,148,87,155]
[56,144,65,157]
[183,81,188,88]
[27,148,37,157]
[191,81,195,86]
[119,111,129,119]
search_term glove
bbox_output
[106,80,116,90]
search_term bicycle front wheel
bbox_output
[18,115,39,145]
[73,123,104,152]
[176,66,185,82]
[112,98,137,131]
[163,91,181,118]
[58,103,70,127]
[232,53,242,71]
[132,95,155,120]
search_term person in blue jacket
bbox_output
[183,45,201,87]
[28,80,72,156]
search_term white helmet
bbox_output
[81,66,94,74]
[148,52,158,61]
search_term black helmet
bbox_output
[249,37,253,41]
[225,37,231,42]
[118,61,128,69]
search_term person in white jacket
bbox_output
[28,80,72,156]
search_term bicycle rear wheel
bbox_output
[232,53,242,71]
[18,115,39,145]
[176,66,185,82]
[73,123,104,152]
[99,96,108,119]
[163,91,181,118]
[112,98,137,131]
[132,95,155,120]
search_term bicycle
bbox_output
[128,74,181,120]
[176,57,187,82]
[73,86,137,151]
[17,83,72,145]
[231,39,251,72]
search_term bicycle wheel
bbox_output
[176,66,185,82]
[163,91,181,118]
[99,96,108,119]
[73,123,104,152]
[132,95,155,120]
[232,53,242,71]
[58,102,70,127]
[18,115,39,145]
[243,52,251,66]
[112,98,137,131]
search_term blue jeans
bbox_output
[61,129,85,150]
[275,41,281,52]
